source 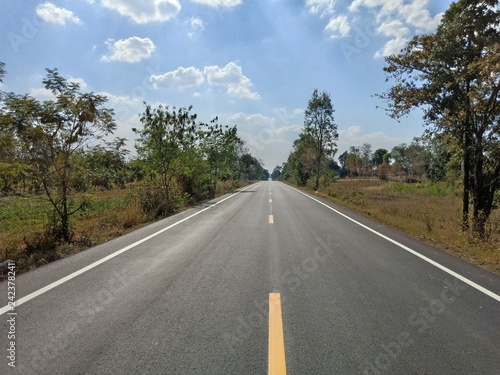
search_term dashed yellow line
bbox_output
[268,293,287,375]
[268,215,274,224]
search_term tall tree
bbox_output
[303,89,338,190]
[0,61,5,83]
[379,0,500,236]
[372,148,388,169]
[201,118,243,195]
[1,68,116,241]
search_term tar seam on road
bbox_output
[0,183,260,316]
[269,293,287,375]
[286,184,500,302]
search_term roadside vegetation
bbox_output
[321,179,499,274]
[277,0,499,274]
[0,66,268,275]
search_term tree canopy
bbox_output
[378,0,500,236]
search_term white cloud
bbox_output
[36,2,81,25]
[227,113,272,126]
[190,0,242,7]
[150,67,205,89]
[29,87,56,101]
[306,0,336,17]
[149,62,259,100]
[347,0,443,58]
[374,20,409,57]
[348,0,441,31]
[68,78,88,90]
[376,19,408,37]
[338,125,403,155]
[101,0,181,24]
[188,16,205,38]
[98,92,141,108]
[399,0,443,30]
[204,62,260,100]
[325,15,350,38]
[374,36,408,57]
[102,37,156,63]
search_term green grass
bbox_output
[0,181,249,276]
[0,190,146,272]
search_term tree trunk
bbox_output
[462,128,471,232]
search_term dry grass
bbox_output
[319,179,499,274]
[0,182,251,276]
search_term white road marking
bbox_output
[286,184,500,302]
[0,183,259,315]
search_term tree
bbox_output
[360,143,373,176]
[281,133,315,186]
[378,0,500,236]
[201,118,243,195]
[271,165,282,180]
[303,89,338,190]
[134,104,199,194]
[0,61,5,84]
[372,148,388,170]
[1,68,116,241]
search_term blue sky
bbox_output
[0,0,453,171]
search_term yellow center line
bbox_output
[268,293,287,375]
[268,215,274,224]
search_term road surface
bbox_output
[1,181,499,374]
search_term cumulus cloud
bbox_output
[227,113,272,126]
[325,15,350,38]
[190,0,242,7]
[306,0,336,17]
[150,67,205,89]
[98,92,141,108]
[347,0,443,58]
[36,2,81,25]
[349,0,442,31]
[102,37,156,63]
[100,0,181,24]
[338,125,403,154]
[374,19,409,57]
[149,62,259,99]
[68,78,88,90]
[204,62,260,100]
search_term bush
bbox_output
[138,187,176,219]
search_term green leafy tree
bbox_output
[134,104,199,194]
[0,68,116,241]
[271,165,282,180]
[379,0,500,236]
[304,89,338,190]
[201,118,243,195]
[372,148,388,170]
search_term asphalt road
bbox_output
[1,181,499,374]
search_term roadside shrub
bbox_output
[138,187,176,219]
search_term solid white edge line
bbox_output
[0,183,259,315]
[284,183,500,302]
